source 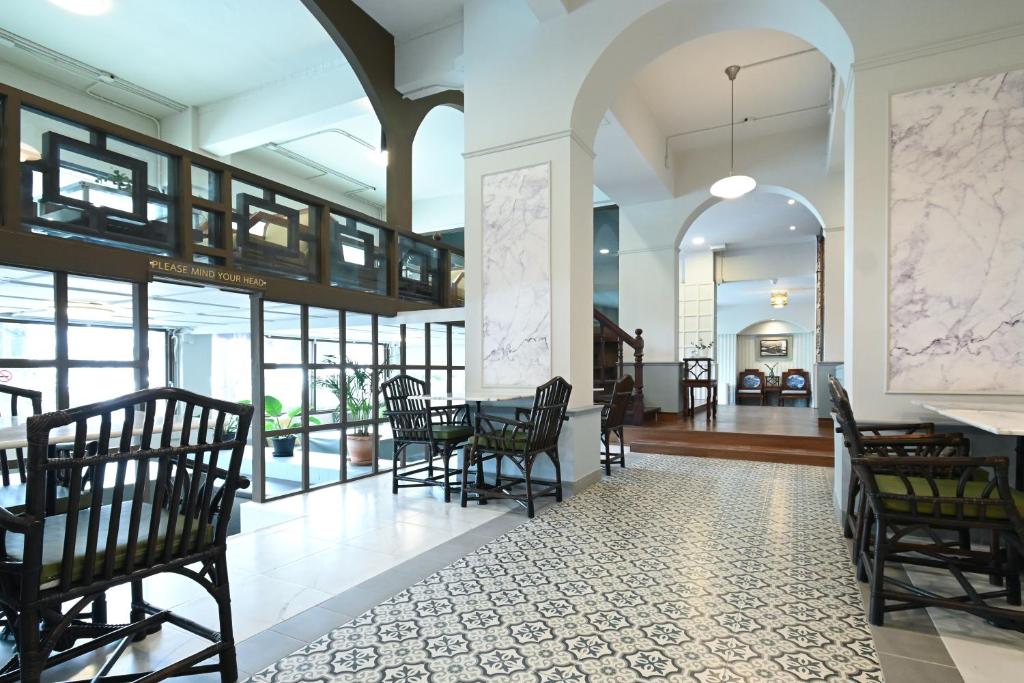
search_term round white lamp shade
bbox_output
[710,174,757,199]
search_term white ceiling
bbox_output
[0,0,352,108]
[352,0,464,40]
[631,29,832,154]
[717,275,815,307]
[684,190,821,251]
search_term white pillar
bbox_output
[464,131,600,489]
[822,226,844,362]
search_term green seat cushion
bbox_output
[431,425,473,441]
[876,475,1024,519]
[467,432,530,451]
[7,501,213,589]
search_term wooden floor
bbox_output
[622,405,834,467]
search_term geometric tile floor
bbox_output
[250,455,883,682]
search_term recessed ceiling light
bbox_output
[691,236,705,246]
[789,225,797,231]
[598,248,610,255]
[49,0,113,15]
[787,198,796,205]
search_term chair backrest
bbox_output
[0,384,43,486]
[829,374,864,453]
[22,387,253,595]
[782,368,810,391]
[682,358,713,382]
[380,374,429,443]
[526,377,573,453]
[603,375,634,430]
[737,369,765,391]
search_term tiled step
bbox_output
[629,440,834,467]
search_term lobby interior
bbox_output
[0,1,1023,681]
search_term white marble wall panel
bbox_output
[481,163,551,387]
[889,69,1024,393]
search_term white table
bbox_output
[410,392,534,404]
[0,416,183,451]
[917,402,1024,489]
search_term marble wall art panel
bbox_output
[889,69,1024,393]
[481,163,551,387]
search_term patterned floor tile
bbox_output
[248,455,882,682]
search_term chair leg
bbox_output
[598,432,606,475]
[15,606,42,683]
[618,427,626,468]
[494,454,503,489]
[855,507,873,584]
[551,449,563,503]
[392,445,400,495]
[92,590,108,624]
[442,447,453,503]
[868,516,886,626]
[1005,541,1021,606]
[213,552,238,683]
[843,473,860,539]
[460,446,472,508]
[524,458,535,518]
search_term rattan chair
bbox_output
[0,385,41,495]
[460,377,572,518]
[829,376,970,564]
[853,455,1024,628]
[381,374,472,502]
[601,375,633,475]
[0,387,253,682]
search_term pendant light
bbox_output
[710,64,756,199]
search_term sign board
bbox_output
[149,258,268,290]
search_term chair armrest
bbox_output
[515,407,531,421]
[476,412,533,431]
[836,422,935,434]
[237,475,251,490]
[0,506,30,534]
[860,434,964,446]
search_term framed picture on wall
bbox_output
[759,336,790,358]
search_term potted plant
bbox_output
[263,395,319,458]
[315,359,374,465]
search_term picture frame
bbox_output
[759,336,790,358]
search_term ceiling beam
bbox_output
[525,0,576,22]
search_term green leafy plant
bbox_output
[313,357,373,436]
[262,395,319,433]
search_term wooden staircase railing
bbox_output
[593,308,647,424]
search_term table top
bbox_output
[917,402,1024,436]
[409,392,534,403]
[0,416,184,451]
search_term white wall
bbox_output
[822,226,844,361]
[718,300,814,335]
[718,242,818,283]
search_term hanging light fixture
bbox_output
[710,65,756,199]
[770,289,789,309]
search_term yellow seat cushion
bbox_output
[431,425,473,441]
[876,475,1024,519]
[467,432,530,452]
[6,501,213,588]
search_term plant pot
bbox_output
[271,435,296,458]
[346,434,373,466]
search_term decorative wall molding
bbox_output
[481,162,552,388]
[853,22,1024,73]
[887,68,1024,394]
[464,129,596,160]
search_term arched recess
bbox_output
[300,0,463,230]
[411,104,466,235]
[675,185,825,249]
[571,0,854,148]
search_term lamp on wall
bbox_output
[710,65,757,199]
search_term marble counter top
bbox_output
[916,402,1024,436]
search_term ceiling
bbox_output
[0,0,351,109]
[631,29,832,155]
[352,0,464,40]
[0,0,467,227]
[683,190,821,252]
[717,275,815,307]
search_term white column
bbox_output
[822,226,844,362]
[464,131,600,488]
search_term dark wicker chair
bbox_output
[460,377,572,518]
[0,385,42,495]
[853,455,1024,628]
[0,387,253,682]
[601,375,634,475]
[381,374,472,502]
[828,375,969,557]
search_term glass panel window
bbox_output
[449,253,465,306]
[67,275,135,361]
[0,264,56,360]
[148,330,168,388]
[191,164,220,201]
[68,367,137,408]
[263,302,302,364]
[310,369,342,424]
[345,313,374,366]
[191,208,223,248]
[377,320,402,367]
[262,368,304,433]
[398,237,441,303]
[309,428,342,486]
[405,323,426,366]
[451,325,465,366]
[330,214,389,295]
[233,180,318,281]
[430,324,448,367]
[308,308,340,364]
[0,367,57,412]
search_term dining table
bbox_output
[0,415,184,451]
[916,401,1024,490]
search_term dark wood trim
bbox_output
[1,90,23,231]
[54,272,69,409]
